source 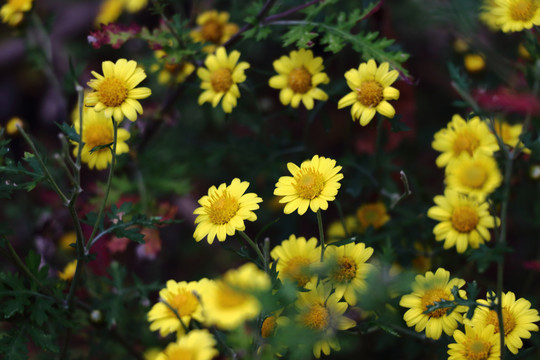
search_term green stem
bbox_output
[317,210,326,262]
[238,231,266,271]
[161,299,189,333]
[2,236,42,286]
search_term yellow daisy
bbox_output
[58,260,77,281]
[296,282,356,358]
[480,0,504,30]
[323,242,374,306]
[399,268,467,340]
[432,114,499,168]
[492,118,530,153]
[445,152,503,200]
[270,234,320,287]
[154,329,218,360]
[268,48,329,110]
[337,59,400,126]
[1,0,32,26]
[203,263,270,330]
[448,324,501,360]
[483,0,540,32]
[72,106,130,170]
[193,178,262,244]
[86,59,152,122]
[197,47,250,113]
[469,291,540,354]
[151,50,195,85]
[274,155,344,215]
[189,10,239,53]
[427,189,499,253]
[356,201,390,231]
[147,279,210,337]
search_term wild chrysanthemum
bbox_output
[190,10,239,53]
[480,0,504,30]
[58,260,77,281]
[147,279,210,337]
[448,324,501,360]
[432,115,499,168]
[154,329,218,360]
[427,189,499,253]
[204,263,270,330]
[469,291,540,354]
[274,155,343,215]
[270,235,320,287]
[400,268,467,340]
[296,282,356,358]
[1,0,33,26]
[481,0,540,32]
[323,242,374,306]
[151,50,195,85]
[197,47,249,113]
[268,48,329,110]
[337,59,400,126]
[356,202,390,231]
[492,119,529,153]
[86,59,151,122]
[193,178,262,244]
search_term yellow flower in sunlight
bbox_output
[86,59,151,122]
[154,329,218,360]
[268,48,329,110]
[399,268,467,340]
[432,114,498,168]
[448,324,500,360]
[469,291,540,354]
[481,0,540,32]
[356,202,390,231]
[193,178,262,244]
[492,118,530,153]
[337,59,400,126]
[6,117,24,135]
[190,10,239,53]
[197,47,249,113]
[151,50,195,85]
[147,279,210,337]
[270,235,320,287]
[427,189,499,253]
[1,0,33,26]
[72,107,130,170]
[204,263,270,330]
[274,155,343,215]
[58,260,77,281]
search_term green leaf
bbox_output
[27,324,59,353]
[56,122,80,143]
[0,326,29,360]
[282,24,317,48]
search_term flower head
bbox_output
[356,202,390,231]
[492,118,529,153]
[58,260,77,281]
[448,324,500,360]
[480,0,540,32]
[151,50,195,85]
[193,178,262,244]
[197,47,249,113]
[274,155,343,215]
[268,48,329,110]
[154,329,218,360]
[190,10,239,53]
[270,235,320,287]
[6,117,24,135]
[337,59,400,126]
[1,0,33,26]
[86,59,151,122]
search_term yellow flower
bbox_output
[203,263,270,330]
[1,0,32,26]
[481,0,540,32]
[193,178,262,244]
[464,53,486,73]
[296,282,356,358]
[147,279,210,337]
[86,59,151,122]
[480,0,504,30]
[432,114,499,168]
[58,260,77,281]
[154,329,218,360]
[326,216,357,244]
[6,117,24,135]
[197,47,249,113]
[337,59,400,126]
[323,242,374,306]
[427,189,499,253]
[151,50,195,85]
[356,202,390,231]
[268,48,329,110]
[469,291,540,354]
[274,155,343,215]
[492,118,530,153]
[448,324,500,360]
[95,0,124,25]
[445,152,502,200]
[270,234,320,287]
[72,107,130,170]
[124,0,147,13]
[399,268,467,340]
[190,10,239,53]
[59,231,77,251]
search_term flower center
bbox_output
[201,19,224,44]
[208,191,239,225]
[261,316,277,338]
[210,68,233,93]
[331,256,357,283]
[420,288,450,318]
[288,67,312,94]
[453,131,480,156]
[97,77,128,108]
[461,165,488,189]
[509,0,537,21]
[294,168,325,200]
[168,290,199,317]
[282,256,312,287]
[302,303,329,331]
[485,308,516,336]
[451,206,479,233]
[84,122,113,152]
[216,283,249,309]
[464,337,492,360]
[356,80,384,108]
[168,348,195,360]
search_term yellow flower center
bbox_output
[420,288,450,318]
[356,80,384,108]
[509,0,537,21]
[168,290,199,317]
[201,19,224,44]
[463,337,491,360]
[208,191,239,225]
[485,308,516,336]
[461,165,488,189]
[216,283,249,309]
[210,68,233,93]
[168,348,195,360]
[282,256,312,287]
[331,256,357,283]
[84,122,113,152]
[97,77,128,108]
[302,303,329,330]
[294,168,325,200]
[261,316,277,338]
[453,131,480,156]
[451,206,479,233]
[288,67,312,94]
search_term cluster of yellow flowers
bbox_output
[479,0,540,32]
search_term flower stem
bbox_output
[317,210,326,262]
[238,231,266,271]
[1,236,42,286]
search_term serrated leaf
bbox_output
[27,325,59,353]
[2,298,30,319]
[282,25,317,48]
[0,326,29,360]
[321,33,345,53]
[55,122,80,143]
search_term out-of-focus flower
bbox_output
[326,216,356,244]
[1,0,33,26]
[58,231,77,251]
[88,23,141,49]
[154,329,218,360]
[473,87,540,116]
[136,228,161,260]
[448,324,500,360]
[58,260,77,281]
[190,10,239,53]
[480,0,540,32]
[150,50,195,85]
[6,117,24,135]
[356,202,390,231]
[492,119,530,153]
[270,235,320,287]
[464,53,486,73]
[95,0,148,26]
